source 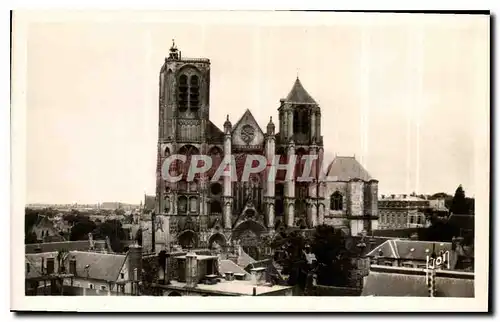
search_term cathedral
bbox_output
[152,42,379,258]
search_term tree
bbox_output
[70,218,96,241]
[271,225,356,291]
[450,185,468,215]
[92,219,126,252]
[311,225,354,287]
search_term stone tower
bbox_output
[276,77,324,229]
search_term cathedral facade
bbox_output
[152,42,379,257]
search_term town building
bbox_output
[378,194,431,230]
[364,238,474,271]
[151,41,379,257]
[25,244,143,296]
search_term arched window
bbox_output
[330,191,343,211]
[189,75,200,111]
[178,196,187,214]
[189,197,198,213]
[164,197,170,213]
[178,74,188,112]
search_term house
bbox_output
[365,238,474,271]
[25,244,143,296]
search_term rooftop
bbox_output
[326,156,374,182]
[283,77,317,105]
[25,240,107,254]
[362,265,474,297]
[366,239,453,261]
[165,279,292,296]
[174,254,218,260]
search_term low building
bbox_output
[25,244,144,296]
[361,264,474,297]
[151,251,293,296]
[365,238,474,271]
[378,194,431,229]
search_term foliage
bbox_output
[272,225,356,291]
[311,225,354,286]
[92,219,126,252]
[450,185,469,215]
[69,216,97,241]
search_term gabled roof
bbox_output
[326,156,373,182]
[284,77,317,104]
[361,270,474,297]
[231,109,265,138]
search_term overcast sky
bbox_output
[23,12,489,204]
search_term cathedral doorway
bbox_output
[208,233,226,251]
[178,230,198,249]
[232,220,266,260]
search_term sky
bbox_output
[22,12,489,204]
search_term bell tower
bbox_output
[158,40,211,143]
[277,77,323,228]
[155,40,212,218]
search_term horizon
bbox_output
[24,12,488,205]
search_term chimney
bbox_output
[69,257,77,276]
[225,271,234,281]
[185,252,198,288]
[250,267,265,285]
[128,243,143,295]
[158,250,170,284]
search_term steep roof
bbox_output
[361,270,474,297]
[25,250,128,282]
[231,109,265,138]
[70,251,127,282]
[206,120,225,143]
[326,156,373,182]
[284,77,317,104]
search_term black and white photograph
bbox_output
[10,10,490,312]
